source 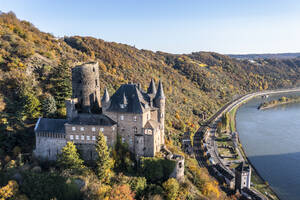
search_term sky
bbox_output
[1,0,300,54]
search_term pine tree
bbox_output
[41,93,57,117]
[95,131,114,183]
[57,141,84,171]
[50,61,71,109]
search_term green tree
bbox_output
[129,177,147,199]
[18,90,41,120]
[95,132,114,183]
[50,61,71,108]
[162,178,179,200]
[57,142,84,171]
[41,93,57,117]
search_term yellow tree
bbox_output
[0,180,18,200]
[162,178,179,200]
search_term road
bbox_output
[193,87,300,183]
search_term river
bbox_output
[236,91,300,200]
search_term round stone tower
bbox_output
[72,62,100,113]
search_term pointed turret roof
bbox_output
[147,79,157,94]
[155,80,165,99]
[101,88,110,103]
[120,92,128,105]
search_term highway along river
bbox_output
[236,91,300,200]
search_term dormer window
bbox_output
[133,116,137,121]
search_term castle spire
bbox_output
[101,88,110,103]
[147,78,157,94]
[155,80,165,99]
[121,92,128,105]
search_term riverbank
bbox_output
[258,96,300,110]
[229,98,280,199]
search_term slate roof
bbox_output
[147,79,156,94]
[68,114,116,126]
[107,84,152,114]
[215,164,235,181]
[101,88,110,103]
[155,80,165,99]
[236,162,250,173]
[34,118,67,134]
[144,120,160,129]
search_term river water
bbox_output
[236,91,300,200]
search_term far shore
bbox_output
[258,96,300,110]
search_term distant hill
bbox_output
[228,52,300,60]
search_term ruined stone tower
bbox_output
[72,62,101,113]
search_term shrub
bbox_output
[162,178,179,200]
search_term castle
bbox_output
[34,62,166,160]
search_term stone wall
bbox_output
[34,132,67,160]
[104,111,144,151]
[72,62,100,112]
[65,123,117,148]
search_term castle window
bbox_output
[70,135,74,140]
[80,127,84,131]
[120,115,124,120]
[179,162,182,168]
[81,135,85,140]
[87,136,90,140]
[93,68,95,72]
[92,127,96,132]
[72,127,76,131]
[129,138,133,145]
[133,116,137,121]
[100,128,104,132]
[75,135,79,140]
[95,79,98,86]
[92,136,96,141]
[133,127,138,134]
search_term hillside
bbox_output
[1,12,300,199]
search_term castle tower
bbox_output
[101,88,110,112]
[72,62,101,113]
[154,80,165,146]
[235,162,251,192]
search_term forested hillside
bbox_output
[1,12,300,199]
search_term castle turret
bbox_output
[147,78,156,94]
[72,62,100,113]
[101,88,110,112]
[154,80,165,146]
[65,98,78,121]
